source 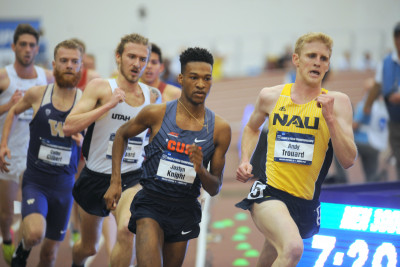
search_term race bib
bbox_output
[18,108,33,121]
[15,89,33,121]
[274,131,314,165]
[38,139,72,166]
[123,137,143,163]
[156,151,196,186]
[106,133,143,163]
[247,180,267,200]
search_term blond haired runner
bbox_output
[236,32,357,267]
[64,33,159,267]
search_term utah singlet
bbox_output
[0,65,47,156]
[82,79,150,174]
[266,83,333,200]
[141,100,215,198]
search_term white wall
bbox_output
[1,0,399,77]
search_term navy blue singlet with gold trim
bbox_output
[25,84,81,179]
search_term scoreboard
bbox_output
[298,181,399,267]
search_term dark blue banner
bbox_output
[0,19,40,49]
[298,202,400,266]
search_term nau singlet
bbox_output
[266,84,333,200]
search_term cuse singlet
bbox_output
[141,100,215,199]
[266,84,333,200]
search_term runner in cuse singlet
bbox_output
[141,100,215,198]
[266,83,333,200]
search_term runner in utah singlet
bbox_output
[83,79,151,174]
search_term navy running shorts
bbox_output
[128,188,201,242]
[73,165,143,217]
[21,174,74,241]
[236,179,320,239]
